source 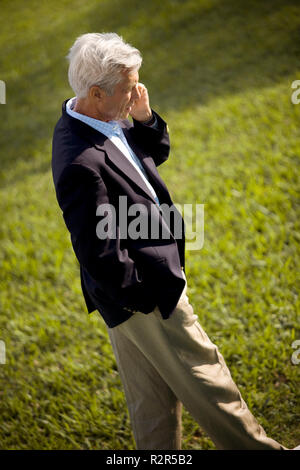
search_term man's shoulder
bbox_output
[52,115,88,160]
[52,113,104,188]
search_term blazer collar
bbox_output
[61,99,160,205]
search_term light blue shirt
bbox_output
[66,97,160,205]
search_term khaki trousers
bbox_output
[107,272,286,450]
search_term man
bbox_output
[52,32,289,450]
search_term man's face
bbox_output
[99,69,139,121]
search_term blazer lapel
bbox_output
[94,134,158,204]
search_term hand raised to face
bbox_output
[129,83,152,123]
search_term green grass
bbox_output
[0,0,299,450]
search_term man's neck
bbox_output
[73,98,109,122]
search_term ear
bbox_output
[89,85,104,101]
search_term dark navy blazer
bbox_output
[52,100,186,328]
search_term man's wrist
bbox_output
[132,108,153,124]
[140,113,155,125]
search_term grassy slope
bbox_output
[0,0,299,449]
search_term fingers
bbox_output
[137,83,147,97]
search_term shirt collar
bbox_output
[66,97,122,137]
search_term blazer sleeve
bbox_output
[56,162,152,309]
[131,110,170,167]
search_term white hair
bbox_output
[67,32,142,98]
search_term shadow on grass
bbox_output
[0,0,299,184]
